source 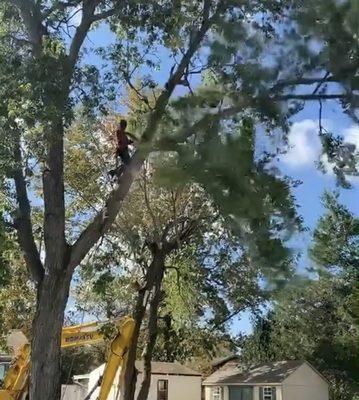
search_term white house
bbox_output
[203,360,329,400]
[61,383,87,400]
[87,361,202,400]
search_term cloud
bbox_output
[282,119,359,171]
[282,119,321,167]
[343,125,359,148]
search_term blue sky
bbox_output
[72,22,359,335]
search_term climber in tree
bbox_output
[109,119,136,178]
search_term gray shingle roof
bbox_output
[203,360,305,385]
[135,361,201,376]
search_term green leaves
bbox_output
[310,192,359,275]
[241,194,359,400]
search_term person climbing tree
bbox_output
[109,119,136,178]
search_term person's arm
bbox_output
[125,131,138,143]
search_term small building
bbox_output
[0,354,11,383]
[203,360,329,400]
[87,361,202,400]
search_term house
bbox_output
[61,383,87,400]
[0,354,11,384]
[87,361,202,400]
[203,360,329,400]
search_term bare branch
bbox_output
[278,93,346,101]
[272,75,339,90]
[11,131,44,283]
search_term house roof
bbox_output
[203,360,306,385]
[135,361,201,377]
[211,355,240,369]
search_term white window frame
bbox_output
[157,379,168,400]
[263,387,273,400]
[212,386,222,400]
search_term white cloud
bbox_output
[282,119,321,167]
[343,125,359,148]
[282,119,359,172]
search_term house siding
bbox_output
[61,384,87,400]
[88,364,201,400]
[282,363,329,400]
[204,385,282,400]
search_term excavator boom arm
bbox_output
[0,317,135,400]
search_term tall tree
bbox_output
[1,1,359,398]
[240,194,359,400]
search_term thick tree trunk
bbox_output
[121,288,146,400]
[136,271,163,400]
[163,314,175,362]
[29,268,72,400]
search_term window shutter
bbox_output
[259,387,264,400]
[272,387,276,400]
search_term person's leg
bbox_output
[120,149,131,165]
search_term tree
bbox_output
[64,110,301,399]
[240,194,359,400]
[1,1,358,398]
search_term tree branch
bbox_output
[277,93,346,101]
[8,0,46,56]
[69,0,224,271]
[141,0,224,143]
[92,7,116,22]
[41,0,82,20]
[12,131,44,283]
[272,75,339,90]
[68,151,144,269]
[67,0,99,70]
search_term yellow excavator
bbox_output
[0,316,135,400]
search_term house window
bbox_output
[157,379,168,400]
[0,363,9,382]
[229,386,253,400]
[212,386,222,400]
[263,387,273,400]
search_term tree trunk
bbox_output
[29,268,72,400]
[136,270,164,400]
[121,288,146,400]
[163,314,175,362]
[121,250,165,400]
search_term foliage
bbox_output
[0,242,35,347]
[310,192,359,277]
[1,0,359,398]
[241,194,359,400]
